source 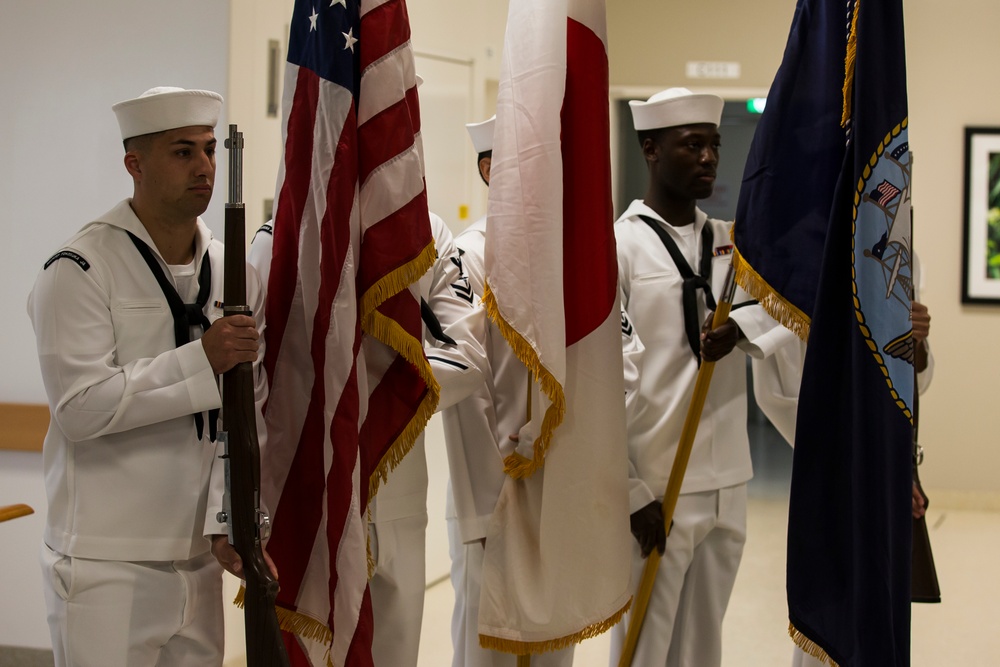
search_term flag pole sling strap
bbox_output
[617,265,737,667]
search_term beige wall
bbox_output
[607,0,795,90]
[228,0,293,233]
[904,0,1000,500]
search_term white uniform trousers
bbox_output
[791,648,828,667]
[609,484,747,667]
[40,544,224,667]
[447,519,574,667]
[370,511,428,667]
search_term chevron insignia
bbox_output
[621,310,634,337]
[452,279,474,305]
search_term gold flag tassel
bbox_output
[233,587,332,645]
[481,282,566,480]
[361,239,442,501]
[789,623,840,666]
[841,0,860,128]
[480,599,630,656]
[617,267,738,667]
[731,249,811,341]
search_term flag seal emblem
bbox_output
[853,119,913,419]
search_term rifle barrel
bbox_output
[222,124,290,667]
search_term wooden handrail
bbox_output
[0,504,34,523]
[0,403,48,452]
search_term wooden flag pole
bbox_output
[617,267,737,667]
[526,372,533,422]
[517,380,532,667]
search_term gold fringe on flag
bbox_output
[363,300,441,500]
[481,282,566,480]
[358,240,436,320]
[241,239,438,660]
[359,240,442,501]
[234,588,333,644]
[479,598,631,656]
[731,249,812,341]
[789,622,840,667]
[841,0,860,128]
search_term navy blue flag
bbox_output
[732,0,913,664]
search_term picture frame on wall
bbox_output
[962,126,1000,304]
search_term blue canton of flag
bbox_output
[288,0,361,95]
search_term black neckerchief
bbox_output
[127,231,219,441]
[638,215,717,365]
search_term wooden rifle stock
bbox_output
[221,125,291,666]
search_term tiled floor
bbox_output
[417,421,1000,666]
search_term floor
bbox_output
[6,414,998,666]
[416,417,1000,667]
[12,497,996,667]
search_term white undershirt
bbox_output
[168,259,202,339]
[673,223,700,269]
[168,258,198,300]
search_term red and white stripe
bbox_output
[260,1,433,664]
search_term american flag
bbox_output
[872,179,902,206]
[258,0,437,664]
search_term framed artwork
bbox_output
[962,126,1000,304]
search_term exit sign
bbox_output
[685,61,741,79]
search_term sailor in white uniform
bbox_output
[609,88,790,667]
[30,86,266,667]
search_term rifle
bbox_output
[909,164,941,603]
[219,124,291,666]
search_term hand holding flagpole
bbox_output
[617,266,737,667]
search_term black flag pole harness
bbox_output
[639,215,717,365]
